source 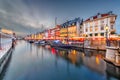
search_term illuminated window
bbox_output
[90,26,92,32]
[95,26,98,31]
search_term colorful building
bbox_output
[55,25,61,39]
[60,18,83,40]
[83,11,117,38]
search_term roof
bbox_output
[60,17,83,28]
[84,11,117,22]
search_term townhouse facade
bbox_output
[60,18,83,39]
[83,11,117,38]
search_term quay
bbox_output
[0,31,15,74]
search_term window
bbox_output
[101,20,104,24]
[110,17,115,23]
[95,33,98,36]
[90,34,92,36]
[85,23,89,27]
[95,21,98,26]
[100,33,104,36]
[80,26,82,29]
[90,26,93,32]
[80,31,82,33]
[90,17,93,20]
[98,14,101,18]
[95,26,98,31]
[101,26,104,30]
[86,28,88,32]
[90,22,93,26]
[111,25,114,29]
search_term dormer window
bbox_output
[90,17,93,20]
[68,23,71,26]
[98,14,101,18]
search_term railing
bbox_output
[108,40,120,48]
[0,32,13,51]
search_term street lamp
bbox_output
[105,25,109,46]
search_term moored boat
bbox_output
[50,40,73,49]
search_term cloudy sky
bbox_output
[0,0,120,36]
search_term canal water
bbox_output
[0,40,120,80]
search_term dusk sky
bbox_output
[0,0,120,36]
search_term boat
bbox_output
[28,40,34,43]
[69,41,84,50]
[50,40,73,49]
[35,40,50,46]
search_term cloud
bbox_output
[0,0,53,36]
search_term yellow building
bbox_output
[60,18,83,39]
[60,28,68,38]
[68,25,77,38]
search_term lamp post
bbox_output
[105,25,109,46]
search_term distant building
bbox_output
[83,11,117,38]
[1,28,13,34]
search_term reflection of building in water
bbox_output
[82,50,106,75]
[68,50,83,66]
[57,49,107,75]
[57,49,83,67]
[106,63,120,79]
[84,49,105,57]
[82,55,106,75]
[58,50,69,60]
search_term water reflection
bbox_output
[51,48,106,73]
[48,47,120,80]
[0,47,14,80]
[106,63,120,80]
[1,41,120,80]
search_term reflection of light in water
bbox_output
[45,45,51,49]
[95,56,100,65]
[70,50,76,55]
[82,53,85,57]
[51,48,56,54]
[73,50,76,54]
[68,50,77,64]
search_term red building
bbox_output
[55,25,61,40]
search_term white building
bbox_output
[83,11,117,38]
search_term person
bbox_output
[12,37,16,48]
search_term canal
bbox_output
[0,40,120,80]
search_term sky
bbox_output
[0,0,120,36]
